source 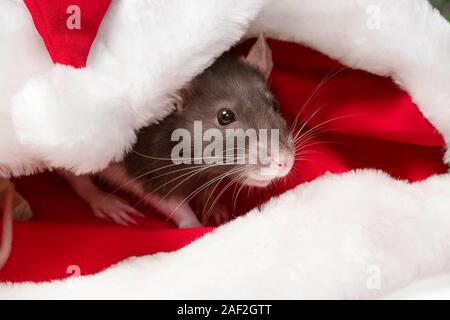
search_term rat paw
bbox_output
[89,194,145,227]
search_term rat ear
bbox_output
[244,33,273,80]
[173,85,190,112]
[173,92,185,112]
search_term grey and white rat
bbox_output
[61,35,295,228]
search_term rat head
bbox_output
[171,35,295,187]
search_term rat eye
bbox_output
[217,108,236,126]
[273,99,280,112]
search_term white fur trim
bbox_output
[0,0,52,177]
[1,170,450,299]
[2,0,267,175]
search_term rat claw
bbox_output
[118,211,138,225]
[94,210,116,226]
[93,209,107,221]
[114,199,145,218]
[124,206,145,218]
[129,209,145,218]
[108,212,131,227]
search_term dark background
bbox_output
[430,0,450,20]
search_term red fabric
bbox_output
[24,0,111,67]
[0,38,447,282]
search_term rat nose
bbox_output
[271,151,294,173]
[259,151,294,178]
[273,160,288,168]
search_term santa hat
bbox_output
[0,0,450,299]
